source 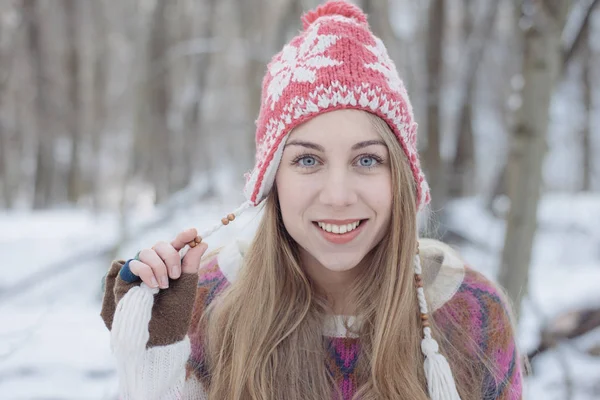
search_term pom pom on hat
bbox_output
[301,0,367,30]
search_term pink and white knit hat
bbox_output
[243,0,431,211]
[190,2,460,399]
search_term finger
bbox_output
[170,228,198,252]
[139,248,169,289]
[153,241,182,279]
[181,242,209,275]
[128,260,159,288]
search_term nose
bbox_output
[318,166,358,208]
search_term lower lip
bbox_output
[314,221,366,245]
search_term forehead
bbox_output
[288,109,380,145]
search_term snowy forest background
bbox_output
[1,0,599,398]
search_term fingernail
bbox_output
[160,276,169,289]
[171,266,180,278]
[151,277,159,288]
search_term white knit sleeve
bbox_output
[110,283,208,400]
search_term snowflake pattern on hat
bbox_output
[364,37,403,93]
[266,22,342,110]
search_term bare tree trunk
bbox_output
[90,0,108,211]
[23,0,54,209]
[63,0,82,204]
[452,91,475,197]
[148,0,171,203]
[132,8,151,189]
[0,17,12,208]
[452,0,500,198]
[275,0,302,45]
[13,80,24,204]
[236,0,268,173]
[581,23,592,191]
[562,0,600,70]
[485,0,523,215]
[0,120,10,208]
[424,0,446,212]
[182,0,218,193]
[499,0,571,319]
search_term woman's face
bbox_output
[275,109,393,279]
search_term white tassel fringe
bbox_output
[421,327,462,400]
[415,251,462,400]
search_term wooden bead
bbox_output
[421,313,429,321]
[415,275,423,287]
[422,320,430,327]
[221,218,229,225]
[189,241,197,248]
[195,236,202,244]
[227,213,235,221]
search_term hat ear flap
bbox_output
[244,135,288,206]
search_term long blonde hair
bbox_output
[202,112,498,399]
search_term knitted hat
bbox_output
[243,0,430,210]
[187,2,459,399]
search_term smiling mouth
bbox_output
[313,219,367,235]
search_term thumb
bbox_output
[181,242,209,274]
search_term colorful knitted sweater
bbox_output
[100,239,523,399]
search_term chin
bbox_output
[314,252,365,272]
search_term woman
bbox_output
[100,2,523,399]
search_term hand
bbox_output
[128,228,208,289]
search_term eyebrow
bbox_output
[351,140,386,150]
[285,139,386,151]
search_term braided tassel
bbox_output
[414,247,462,400]
[179,200,253,258]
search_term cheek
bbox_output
[276,169,319,208]
[364,175,393,212]
[276,171,307,225]
[368,179,393,244]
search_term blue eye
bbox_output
[296,155,319,168]
[358,156,379,168]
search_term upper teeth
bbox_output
[317,221,361,234]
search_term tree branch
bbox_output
[562,0,599,68]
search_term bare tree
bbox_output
[581,15,593,191]
[23,0,54,209]
[132,0,173,204]
[180,0,219,195]
[89,0,108,210]
[0,4,15,208]
[236,0,269,171]
[424,0,446,213]
[499,0,572,318]
[451,0,500,198]
[562,0,600,69]
[562,0,599,191]
[62,0,83,204]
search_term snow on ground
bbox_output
[0,193,599,399]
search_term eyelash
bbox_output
[290,153,384,170]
